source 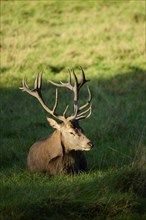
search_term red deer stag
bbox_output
[20,67,93,175]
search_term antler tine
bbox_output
[68,68,72,85]
[79,86,92,111]
[20,73,66,122]
[63,105,69,118]
[34,72,42,90]
[72,68,78,87]
[51,89,69,121]
[78,66,89,91]
[76,104,92,120]
[19,77,28,91]
[49,80,63,87]
[65,67,92,121]
[48,69,79,120]
[86,106,92,119]
[34,73,38,89]
[52,89,58,113]
[49,70,73,90]
[71,68,78,116]
[21,79,27,90]
[20,77,36,97]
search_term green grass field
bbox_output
[0,1,146,219]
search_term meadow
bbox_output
[0,1,146,219]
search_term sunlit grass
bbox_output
[0,0,146,219]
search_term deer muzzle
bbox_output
[83,141,94,151]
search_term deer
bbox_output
[20,67,93,175]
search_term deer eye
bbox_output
[69,131,75,136]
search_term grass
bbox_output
[0,0,146,219]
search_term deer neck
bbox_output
[60,132,70,154]
[51,130,71,155]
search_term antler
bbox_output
[20,68,92,122]
[20,73,66,122]
[49,67,92,121]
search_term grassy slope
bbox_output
[0,1,146,219]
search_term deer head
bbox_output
[20,67,93,152]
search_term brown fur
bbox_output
[27,119,92,175]
[27,121,92,175]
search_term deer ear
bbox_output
[47,117,61,130]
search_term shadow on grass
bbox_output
[0,67,10,73]
[0,66,146,219]
[48,64,65,74]
[0,66,146,171]
[1,168,146,220]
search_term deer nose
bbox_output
[88,141,94,148]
